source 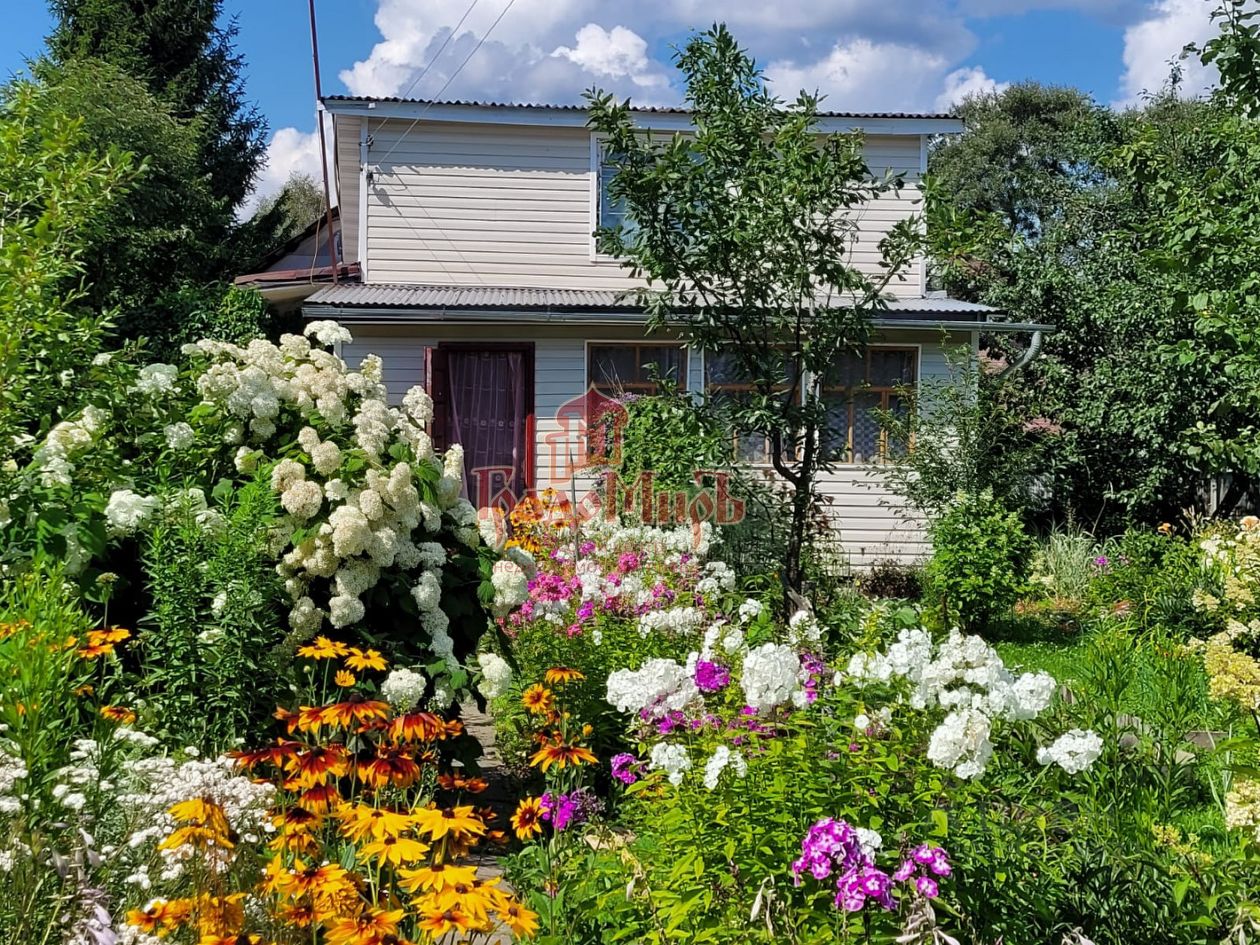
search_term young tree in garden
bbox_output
[587,25,922,598]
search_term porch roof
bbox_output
[303,283,1051,332]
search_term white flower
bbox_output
[606,658,699,718]
[1037,729,1103,774]
[788,609,822,645]
[927,708,993,780]
[738,599,763,623]
[381,668,428,711]
[280,480,323,520]
[310,440,343,476]
[304,320,353,347]
[288,597,324,634]
[490,560,529,617]
[855,827,882,858]
[134,363,178,395]
[649,742,691,786]
[638,606,705,639]
[270,459,305,493]
[163,422,195,450]
[478,509,508,552]
[233,446,258,475]
[328,594,365,628]
[740,643,801,713]
[702,745,732,790]
[105,490,159,537]
[477,652,513,699]
[411,572,442,613]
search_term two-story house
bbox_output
[298,96,1046,566]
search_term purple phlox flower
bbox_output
[579,541,596,555]
[576,599,595,621]
[610,753,643,785]
[656,710,687,735]
[1091,555,1111,570]
[540,788,602,831]
[894,844,950,899]
[694,660,731,693]
[618,552,642,573]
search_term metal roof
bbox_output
[305,283,1013,318]
[322,96,956,121]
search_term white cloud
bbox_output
[241,126,333,218]
[1116,0,1217,105]
[552,24,669,88]
[766,39,950,112]
[935,66,1010,111]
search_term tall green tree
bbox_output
[587,25,921,597]
[0,78,137,473]
[48,0,266,213]
[928,83,1220,529]
[1115,0,1260,511]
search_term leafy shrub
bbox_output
[861,558,923,600]
[923,490,1034,631]
[1086,527,1221,637]
[137,478,288,748]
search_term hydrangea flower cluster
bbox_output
[791,818,947,913]
[847,628,1088,779]
[380,667,428,711]
[476,651,514,699]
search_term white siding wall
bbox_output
[335,116,361,264]
[350,118,924,297]
[339,323,955,568]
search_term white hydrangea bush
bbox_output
[10,321,499,683]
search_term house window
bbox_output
[588,343,688,396]
[594,146,639,250]
[821,347,917,464]
[704,351,800,465]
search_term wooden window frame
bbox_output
[586,341,690,398]
[703,350,801,466]
[821,344,919,466]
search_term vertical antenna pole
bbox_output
[308,0,341,284]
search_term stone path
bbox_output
[456,703,517,944]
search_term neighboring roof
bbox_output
[257,205,341,272]
[321,97,963,135]
[303,283,1049,331]
[322,95,956,121]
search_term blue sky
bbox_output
[1,0,1219,207]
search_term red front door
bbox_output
[428,343,534,508]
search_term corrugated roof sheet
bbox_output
[322,96,956,121]
[305,283,998,315]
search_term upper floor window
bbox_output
[820,347,917,464]
[594,146,639,251]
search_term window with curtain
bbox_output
[820,347,917,464]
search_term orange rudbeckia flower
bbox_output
[511,797,545,841]
[344,647,387,672]
[529,739,597,772]
[521,684,554,715]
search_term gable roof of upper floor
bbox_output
[322,95,964,136]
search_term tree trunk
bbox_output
[782,417,817,609]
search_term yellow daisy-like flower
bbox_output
[511,797,545,841]
[345,647,388,672]
[337,803,414,842]
[529,739,597,772]
[324,908,405,945]
[358,833,431,867]
[398,862,479,894]
[544,667,584,686]
[499,900,540,938]
[296,636,348,660]
[412,804,486,843]
[334,669,356,687]
[99,705,138,724]
[521,684,554,715]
